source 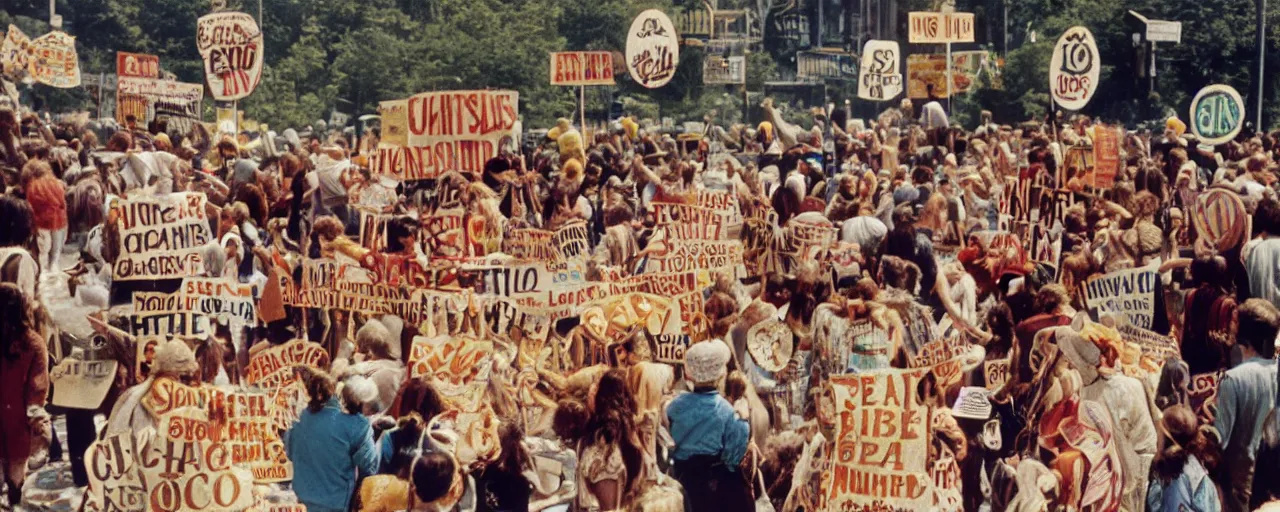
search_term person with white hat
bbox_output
[666,339,752,511]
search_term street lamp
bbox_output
[1257,0,1266,129]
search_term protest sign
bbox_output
[626,9,680,88]
[647,238,744,276]
[858,40,903,101]
[371,90,519,181]
[908,12,975,43]
[911,337,985,390]
[1189,371,1222,424]
[1,25,32,77]
[245,340,330,389]
[1049,26,1100,111]
[117,51,159,79]
[648,333,691,364]
[112,192,212,281]
[143,378,292,483]
[1190,84,1245,145]
[906,52,984,99]
[931,449,963,512]
[1083,265,1159,330]
[748,319,793,372]
[116,77,204,135]
[27,31,80,88]
[796,50,857,81]
[132,292,211,338]
[1117,321,1178,367]
[1091,123,1122,188]
[409,335,495,411]
[50,359,118,410]
[984,358,1010,391]
[825,368,933,511]
[550,51,615,86]
[196,12,264,100]
[378,99,408,147]
[358,210,390,252]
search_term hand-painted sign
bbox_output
[196,11,264,100]
[116,77,204,133]
[626,9,680,88]
[858,40,903,101]
[1083,265,1159,330]
[1190,84,1244,145]
[117,51,159,79]
[111,192,212,281]
[370,90,519,181]
[550,51,615,86]
[1050,26,1100,111]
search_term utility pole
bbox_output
[1257,0,1266,129]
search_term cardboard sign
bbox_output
[132,292,211,338]
[245,340,330,389]
[983,358,1010,391]
[371,90,519,181]
[116,77,204,133]
[1117,322,1178,366]
[1189,371,1222,424]
[1049,26,1100,111]
[196,12,264,100]
[748,320,793,372]
[26,31,80,88]
[408,335,494,411]
[1083,265,1159,330]
[858,40,903,101]
[50,359,118,409]
[1091,123,1121,188]
[626,9,680,88]
[550,51,615,86]
[117,51,159,79]
[112,192,212,281]
[1190,84,1245,145]
[825,368,933,511]
[908,12,975,43]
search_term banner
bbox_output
[747,319,793,372]
[50,359,118,409]
[245,340,329,432]
[908,12,975,44]
[1049,26,1100,111]
[1083,265,1159,329]
[116,77,204,133]
[196,11,264,101]
[626,9,680,88]
[825,368,933,511]
[858,40,903,101]
[370,90,519,181]
[117,51,160,79]
[1190,84,1245,145]
[111,192,212,281]
[1091,123,1121,188]
[796,50,857,81]
[906,52,985,99]
[132,291,211,338]
[550,51,615,86]
[647,333,691,364]
[983,358,1010,391]
[409,335,495,411]
[1,25,31,77]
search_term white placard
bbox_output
[1049,26,1100,111]
[626,9,680,89]
[196,11,264,101]
[858,40,903,101]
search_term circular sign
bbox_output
[625,9,680,89]
[1193,187,1249,252]
[1049,26,1100,111]
[1190,84,1245,145]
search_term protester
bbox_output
[1215,299,1280,511]
[286,370,379,512]
[0,284,48,506]
[667,339,752,511]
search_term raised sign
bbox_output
[1049,26,1100,111]
[550,51,615,86]
[858,40,902,101]
[111,192,212,281]
[196,11,265,100]
[51,359,118,409]
[117,51,159,79]
[1190,84,1244,145]
[370,90,519,181]
[626,9,680,88]
[908,12,975,44]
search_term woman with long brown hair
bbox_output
[0,283,49,507]
[1147,405,1220,511]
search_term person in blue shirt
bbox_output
[666,339,752,511]
[285,369,379,512]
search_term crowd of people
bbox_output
[0,89,1277,512]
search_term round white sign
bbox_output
[1049,26,1100,111]
[1189,84,1245,145]
[625,9,680,89]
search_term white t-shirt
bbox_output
[919,101,949,130]
[0,246,38,297]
